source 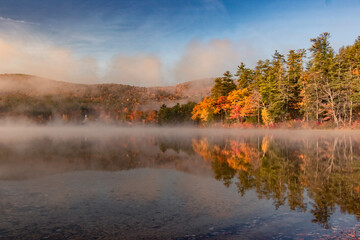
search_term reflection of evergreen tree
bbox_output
[157,135,195,155]
[309,184,335,229]
[211,159,236,187]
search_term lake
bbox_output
[0,126,359,239]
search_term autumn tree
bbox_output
[192,97,216,123]
[214,96,231,122]
[227,89,259,122]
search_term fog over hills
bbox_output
[0,73,213,101]
[0,74,214,122]
[0,74,88,95]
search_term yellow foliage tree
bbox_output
[191,96,216,123]
[261,108,273,126]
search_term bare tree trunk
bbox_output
[315,82,319,122]
[349,65,354,126]
[326,86,339,126]
[350,99,353,126]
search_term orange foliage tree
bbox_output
[191,96,216,123]
[227,88,259,122]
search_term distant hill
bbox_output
[0,74,87,95]
[0,74,214,123]
[0,74,213,99]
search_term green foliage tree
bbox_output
[235,62,255,90]
[157,102,196,125]
[211,71,237,100]
[286,49,306,119]
[308,32,336,123]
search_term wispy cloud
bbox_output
[0,16,39,25]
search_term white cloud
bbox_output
[105,54,164,86]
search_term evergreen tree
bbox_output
[211,71,237,99]
[270,50,287,121]
[308,32,337,124]
[286,49,306,119]
[338,37,360,125]
[235,62,255,90]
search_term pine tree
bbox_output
[271,50,287,121]
[338,36,360,125]
[308,32,337,124]
[211,71,237,99]
[235,62,255,90]
[286,49,306,119]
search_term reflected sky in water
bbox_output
[0,127,359,239]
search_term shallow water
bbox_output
[0,126,360,239]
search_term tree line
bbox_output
[192,33,360,127]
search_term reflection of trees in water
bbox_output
[0,134,208,180]
[156,135,195,155]
[192,135,360,228]
[1,133,360,228]
[0,135,192,179]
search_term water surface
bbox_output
[1,126,360,239]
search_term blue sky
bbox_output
[0,0,359,85]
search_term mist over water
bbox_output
[1,126,360,239]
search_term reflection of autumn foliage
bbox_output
[192,138,213,161]
[261,136,272,154]
[192,138,261,170]
[192,135,360,228]
[192,138,224,162]
[224,140,261,171]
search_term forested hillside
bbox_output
[0,74,213,123]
